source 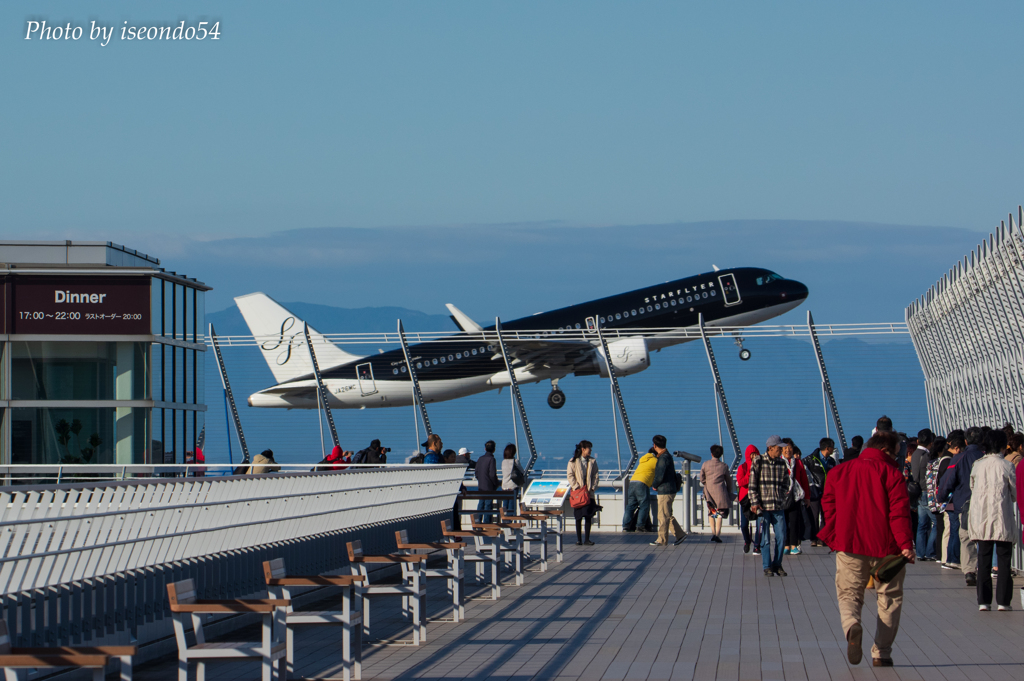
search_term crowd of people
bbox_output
[726,416,1024,666]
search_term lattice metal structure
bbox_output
[906,207,1024,434]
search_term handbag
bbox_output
[569,487,590,509]
[872,555,908,584]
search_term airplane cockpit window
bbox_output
[757,272,785,285]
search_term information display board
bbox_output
[10,276,151,334]
[521,479,571,508]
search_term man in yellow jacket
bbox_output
[623,448,658,532]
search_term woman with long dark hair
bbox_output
[567,440,599,546]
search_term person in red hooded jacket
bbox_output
[818,431,915,668]
[735,444,761,554]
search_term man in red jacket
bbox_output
[818,431,915,668]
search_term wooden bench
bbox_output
[500,506,551,572]
[440,520,503,600]
[167,579,288,681]
[345,541,427,646]
[511,507,565,566]
[0,621,135,681]
[394,530,466,622]
[262,558,364,681]
[472,516,526,586]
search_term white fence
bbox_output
[0,466,464,649]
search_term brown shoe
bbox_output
[847,623,863,665]
[872,658,893,667]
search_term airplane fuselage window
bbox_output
[432,359,438,365]
[401,366,407,372]
[671,299,676,306]
[615,313,621,319]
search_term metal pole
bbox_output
[495,319,539,473]
[398,320,432,438]
[611,382,623,475]
[806,311,847,452]
[210,324,249,464]
[595,321,640,480]
[304,322,340,450]
[821,382,831,439]
[222,389,233,465]
[698,314,742,470]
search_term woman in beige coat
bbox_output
[969,430,1017,611]
[567,440,599,546]
[701,444,735,543]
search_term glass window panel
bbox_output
[11,342,149,400]
[10,407,131,464]
[196,290,205,344]
[152,279,163,335]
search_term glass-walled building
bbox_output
[0,241,208,465]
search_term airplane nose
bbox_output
[782,280,809,302]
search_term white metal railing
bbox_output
[0,465,465,595]
[204,322,910,348]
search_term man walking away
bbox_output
[937,426,985,586]
[475,440,499,523]
[803,438,836,546]
[843,435,864,463]
[623,447,657,532]
[748,435,791,576]
[910,429,936,559]
[818,431,915,667]
[969,429,1017,610]
[650,435,686,546]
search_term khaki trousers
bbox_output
[656,493,685,544]
[835,552,906,660]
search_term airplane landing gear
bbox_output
[547,378,566,409]
[734,334,751,361]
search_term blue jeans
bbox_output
[759,510,787,571]
[501,495,515,515]
[946,510,961,565]
[622,481,652,531]
[477,498,494,524]
[916,501,938,559]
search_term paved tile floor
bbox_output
[136,532,1024,680]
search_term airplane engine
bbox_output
[596,338,650,378]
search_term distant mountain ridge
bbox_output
[207,301,458,337]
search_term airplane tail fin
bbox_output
[234,293,362,383]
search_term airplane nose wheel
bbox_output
[547,389,566,409]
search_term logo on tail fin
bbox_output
[260,317,299,366]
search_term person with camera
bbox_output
[352,439,389,465]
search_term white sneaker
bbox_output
[998,605,1012,611]
[979,604,990,611]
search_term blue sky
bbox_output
[3,1,1023,244]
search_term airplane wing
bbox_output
[496,337,595,372]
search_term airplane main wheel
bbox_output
[547,389,567,409]
[739,348,752,361]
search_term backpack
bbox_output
[803,454,826,500]
[351,448,369,465]
[925,456,949,513]
[511,461,526,487]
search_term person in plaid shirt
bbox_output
[749,435,792,576]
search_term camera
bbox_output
[382,447,391,453]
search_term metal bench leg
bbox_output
[92,668,104,681]
[3,669,22,681]
[343,621,353,681]
[262,613,274,681]
[178,657,188,681]
[286,625,295,679]
[540,525,548,572]
[119,655,133,681]
[196,662,205,681]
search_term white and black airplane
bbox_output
[236,267,808,411]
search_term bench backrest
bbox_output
[167,579,197,608]
[263,557,287,582]
[0,620,11,654]
[346,540,363,562]
[395,529,409,547]
[440,519,453,535]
